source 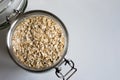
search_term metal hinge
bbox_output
[6,9,21,24]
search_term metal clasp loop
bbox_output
[55,58,77,80]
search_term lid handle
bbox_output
[55,58,77,80]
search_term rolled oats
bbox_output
[12,15,65,70]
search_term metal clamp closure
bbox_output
[55,58,77,80]
[6,9,21,24]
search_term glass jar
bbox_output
[0,0,77,80]
[0,0,27,30]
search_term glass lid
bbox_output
[0,0,12,13]
[0,0,27,30]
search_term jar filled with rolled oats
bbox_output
[0,0,77,80]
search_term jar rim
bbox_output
[7,10,69,72]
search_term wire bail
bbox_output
[55,58,77,80]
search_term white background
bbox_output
[0,0,120,80]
